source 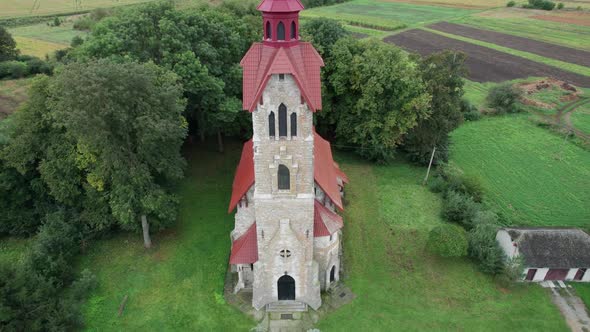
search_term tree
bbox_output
[323,38,431,162]
[468,221,505,275]
[428,224,468,257]
[301,18,350,58]
[486,83,522,114]
[403,51,467,165]
[0,26,18,62]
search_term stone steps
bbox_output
[266,301,308,312]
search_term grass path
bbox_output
[317,154,567,330]
[79,141,254,331]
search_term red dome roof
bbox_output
[257,0,304,12]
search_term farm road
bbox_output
[384,29,590,87]
[429,22,590,68]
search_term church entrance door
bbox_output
[278,275,295,300]
[330,266,335,283]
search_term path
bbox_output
[527,97,590,142]
[550,288,590,332]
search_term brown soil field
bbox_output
[532,12,590,27]
[384,29,590,87]
[429,22,590,67]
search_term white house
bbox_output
[496,228,590,282]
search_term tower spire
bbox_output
[257,0,304,47]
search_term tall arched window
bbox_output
[266,21,272,39]
[277,22,285,40]
[269,111,276,137]
[278,104,287,137]
[278,165,290,190]
[291,21,296,39]
[290,113,297,137]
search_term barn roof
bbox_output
[504,228,590,268]
[229,222,258,264]
[228,131,345,213]
[314,200,343,237]
[240,42,324,112]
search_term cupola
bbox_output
[257,0,304,47]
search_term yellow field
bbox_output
[0,0,157,18]
[13,36,67,58]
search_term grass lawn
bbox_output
[450,114,590,226]
[0,0,157,18]
[9,22,84,46]
[574,284,590,310]
[570,100,590,134]
[301,0,478,31]
[452,15,590,51]
[78,141,254,331]
[316,153,567,330]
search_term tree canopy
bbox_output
[0,26,18,62]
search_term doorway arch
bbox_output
[330,266,336,283]
[277,275,295,300]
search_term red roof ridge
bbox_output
[229,222,258,264]
[314,200,343,237]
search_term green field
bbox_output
[301,0,478,31]
[575,284,590,310]
[0,0,157,18]
[570,100,590,134]
[450,115,590,226]
[315,153,566,331]
[9,22,84,45]
[452,15,590,52]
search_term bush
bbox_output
[53,17,61,27]
[507,0,516,6]
[557,2,564,8]
[486,84,522,114]
[461,99,481,121]
[468,221,505,274]
[471,210,499,226]
[442,190,482,228]
[427,175,448,193]
[0,61,28,79]
[428,224,468,257]
[522,0,555,10]
[71,35,84,47]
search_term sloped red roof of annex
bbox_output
[228,132,345,213]
[240,43,324,112]
[257,0,304,12]
[229,222,258,264]
[314,200,343,237]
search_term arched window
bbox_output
[277,22,285,40]
[278,104,287,137]
[269,111,276,137]
[266,21,271,39]
[290,113,297,137]
[291,21,296,39]
[278,165,290,190]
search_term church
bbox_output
[227,0,348,311]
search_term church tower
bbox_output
[228,0,348,312]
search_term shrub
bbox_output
[468,222,505,274]
[71,35,84,47]
[0,61,28,79]
[427,175,448,193]
[461,99,481,121]
[53,17,61,27]
[471,210,500,226]
[522,0,556,10]
[73,17,95,31]
[442,190,481,228]
[557,2,564,8]
[507,0,516,6]
[486,84,522,114]
[428,224,468,257]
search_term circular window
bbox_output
[279,249,292,258]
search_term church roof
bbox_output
[240,42,324,112]
[229,222,258,264]
[228,131,346,213]
[314,200,343,237]
[257,0,304,12]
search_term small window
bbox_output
[277,22,286,40]
[278,104,287,137]
[290,113,297,137]
[269,111,276,137]
[266,21,272,39]
[291,21,296,39]
[279,74,285,81]
[278,164,290,190]
[279,249,292,258]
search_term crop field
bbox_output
[9,21,84,46]
[385,29,590,86]
[301,0,478,30]
[381,0,505,9]
[450,115,590,227]
[532,11,590,27]
[0,0,157,18]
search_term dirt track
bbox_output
[429,22,590,67]
[384,29,590,87]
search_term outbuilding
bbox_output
[496,227,590,282]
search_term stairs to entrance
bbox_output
[266,301,308,312]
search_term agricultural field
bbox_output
[8,20,85,57]
[570,99,590,134]
[450,115,590,227]
[301,0,478,30]
[0,0,157,18]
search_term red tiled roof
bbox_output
[257,0,304,12]
[240,42,324,112]
[314,200,343,237]
[228,140,254,213]
[228,132,346,212]
[334,162,349,184]
[229,222,258,264]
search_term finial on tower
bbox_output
[257,0,304,46]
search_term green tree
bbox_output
[428,224,468,257]
[486,83,522,114]
[0,26,18,62]
[301,18,350,58]
[468,221,505,275]
[403,51,467,165]
[324,38,430,162]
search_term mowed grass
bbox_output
[0,0,157,18]
[452,15,590,51]
[450,115,590,226]
[570,100,590,134]
[316,153,567,331]
[301,0,478,31]
[574,284,590,310]
[9,22,84,45]
[12,36,67,58]
[79,141,254,331]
